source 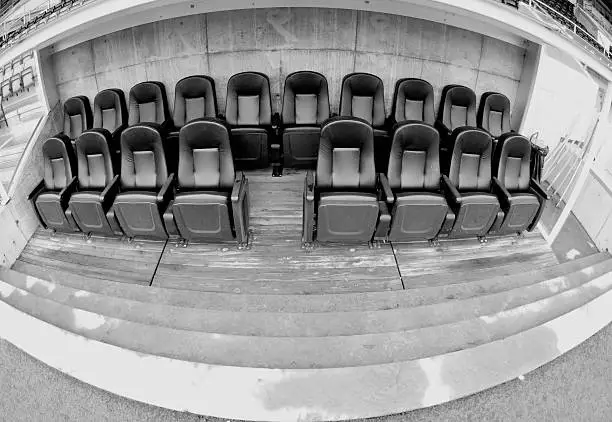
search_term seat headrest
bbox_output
[63,96,92,140]
[316,116,376,190]
[448,127,492,192]
[281,71,330,125]
[120,123,168,190]
[173,75,218,128]
[225,72,272,126]
[178,118,234,190]
[42,134,76,190]
[75,129,114,190]
[493,133,531,192]
[392,78,435,125]
[128,81,170,126]
[340,73,386,128]
[438,85,477,131]
[477,92,512,138]
[93,89,127,133]
[388,121,440,190]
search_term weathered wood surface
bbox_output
[153,169,403,294]
[15,230,166,285]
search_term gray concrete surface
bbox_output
[1,322,611,422]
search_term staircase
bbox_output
[1,249,612,420]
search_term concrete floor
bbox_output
[1,321,611,422]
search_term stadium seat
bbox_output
[477,92,512,139]
[10,73,21,95]
[490,133,548,235]
[0,80,11,100]
[435,85,477,173]
[110,124,175,239]
[281,71,330,168]
[380,121,449,242]
[128,81,171,129]
[21,67,34,90]
[440,127,501,239]
[68,129,123,236]
[92,88,128,168]
[339,72,390,172]
[63,96,93,147]
[302,117,390,244]
[172,75,218,128]
[225,72,272,169]
[390,78,435,125]
[28,135,80,232]
[165,118,250,245]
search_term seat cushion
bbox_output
[390,192,448,241]
[317,192,378,242]
[282,126,320,168]
[451,192,499,238]
[113,191,167,239]
[69,191,114,235]
[173,191,233,241]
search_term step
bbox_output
[3,258,612,337]
[11,252,609,313]
[1,269,611,369]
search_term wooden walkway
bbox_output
[14,169,558,293]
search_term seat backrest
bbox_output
[316,117,375,190]
[438,85,477,131]
[388,121,440,191]
[42,134,76,191]
[339,73,386,128]
[281,71,330,126]
[493,133,531,192]
[173,75,218,128]
[448,127,493,192]
[120,124,168,190]
[178,118,234,190]
[127,81,170,126]
[391,78,435,125]
[477,92,512,138]
[75,129,114,190]
[225,72,272,126]
[63,96,92,140]
[93,89,127,133]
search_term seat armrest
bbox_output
[374,200,391,241]
[100,175,120,209]
[231,172,250,244]
[530,178,550,200]
[434,119,451,138]
[378,173,394,205]
[302,170,316,244]
[491,177,511,210]
[162,200,179,237]
[157,173,176,205]
[440,174,462,207]
[28,179,45,201]
[59,177,78,205]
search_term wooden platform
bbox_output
[14,169,558,294]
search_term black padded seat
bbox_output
[477,92,512,139]
[281,71,330,168]
[225,72,272,169]
[127,81,171,128]
[339,73,390,173]
[110,124,175,239]
[302,117,390,244]
[93,89,128,167]
[29,134,79,232]
[165,118,249,244]
[435,85,477,173]
[63,96,92,146]
[440,127,501,238]
[68,129,123,236]
[390,78,435,125]
[173,75,218,129]
[380,121,449,242]
[490,133,547,235]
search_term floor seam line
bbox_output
[390,241,405,290]
[149,240,168,287]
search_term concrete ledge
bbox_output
[1,280,612,420]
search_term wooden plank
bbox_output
[153,169,402,293]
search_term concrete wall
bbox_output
[50,7,527,119]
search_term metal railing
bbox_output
[520,0,612,61]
